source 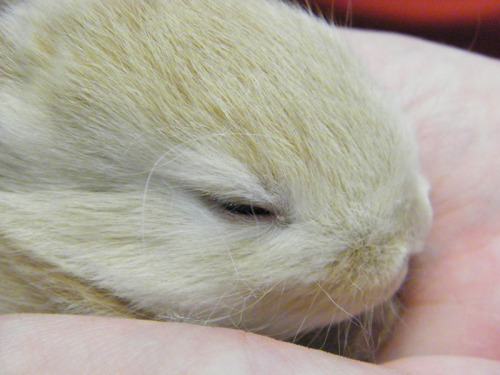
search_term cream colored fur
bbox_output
[0,0,431,345]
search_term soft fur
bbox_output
[0,0,431,356]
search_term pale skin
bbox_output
[0,30,499,374]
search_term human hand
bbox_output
[344,29,500,362]
[1,31,499,375]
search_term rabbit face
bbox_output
[0,0,431,338]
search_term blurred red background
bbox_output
[301,0,500,58]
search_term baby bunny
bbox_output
[0,0,431,359]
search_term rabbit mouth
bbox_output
[278,258,411,338]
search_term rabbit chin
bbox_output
[246,271,408,339]
[138,261,410,340]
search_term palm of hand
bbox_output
[346,30,500,363]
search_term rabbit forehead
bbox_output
[4,0,416,209]
[13,0,379,137]
[22,0,411,172]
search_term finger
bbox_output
[0,314,392,375]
